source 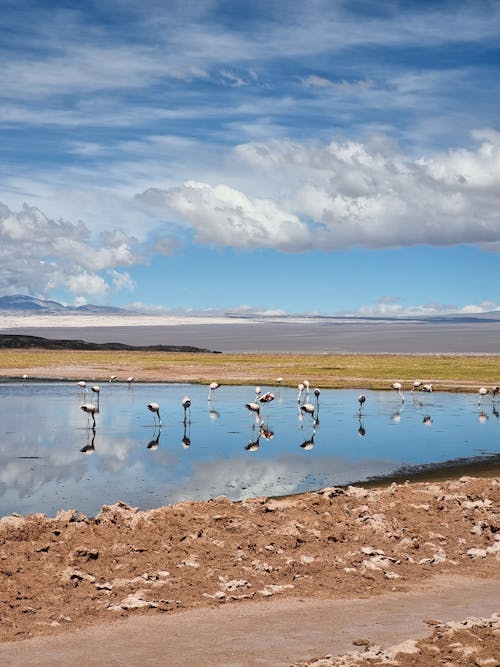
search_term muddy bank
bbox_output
[0,476,498,647]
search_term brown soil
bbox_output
[0,476,498,664]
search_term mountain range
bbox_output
[1,295,500,323]
[0,295,129,314]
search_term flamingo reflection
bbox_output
[80,427,96,454]
[147,429,161,450]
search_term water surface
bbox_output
[0,381,498,518]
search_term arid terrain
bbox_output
[0,476,498,664]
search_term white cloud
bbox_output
[0,202,141,302]
[139,180,311,250]
[139,132,500,252]
[344,298,500,319]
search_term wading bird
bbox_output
[478,387,488,406]
[259,391,275,406]
[245,401,262,424]
[411,381,422,393]
[275,377,283,386]
[77,380,88,394]
[422,384,433,393]
[358,394,366,414]
[81,403,97,428]
[109,375,117,383]
[182,396,191,423]
[147,402,162,426]
[297,383,305,403]
[208,381,220,400]
[127,376,134,387]
[302,380,310,398]
[300,402,316,423]
[391,382,405,402]
[91,385,100,405]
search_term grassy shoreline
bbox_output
[0,349,499,391]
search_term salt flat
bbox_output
[1,313,500,353]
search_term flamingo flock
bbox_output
[32,372,495,449]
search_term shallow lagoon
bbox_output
[0,381,498,518]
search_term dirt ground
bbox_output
[0,476,498,664]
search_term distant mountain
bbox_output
[0,295,128,314]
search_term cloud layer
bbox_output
[140,131,500,251]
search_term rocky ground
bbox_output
[294,613,500,666]
[0,475,498,664]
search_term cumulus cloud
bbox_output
[139,180,311,250]
[139,132,500,252]
[0,202,141,302]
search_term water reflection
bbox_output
[0,382,498,518]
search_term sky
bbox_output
[1,0,500,317]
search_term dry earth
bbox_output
[0,476,498,664]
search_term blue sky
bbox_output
[1,0,500,316]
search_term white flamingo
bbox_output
[81,403,97,428]
[147,402,162,426]
[208,381,220,400]
[245,401,262,424]
[391,382,405,402]
[478,387,488,406]
[182,396,191,423]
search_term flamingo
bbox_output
[147,402,162,426]
[22,374,28,382]
[391,382,405,402]
[358,394,366,414]
[300,402,316,423]
[77,380,88,395]
[259,391,275,406]
[492,386,499,401]
[81,403,97,428]
[303,380,310,398]
[478,387,488,406]
[109,375,117,383]
[127,376,134,387]
[245,401,262,424]
[422,384,433,393]
[297,382,305,404]
[208,381,220,400]
[90,384,100,400]
[275,377,283,386]
[411,381,422,393]
[182,396,191,423]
